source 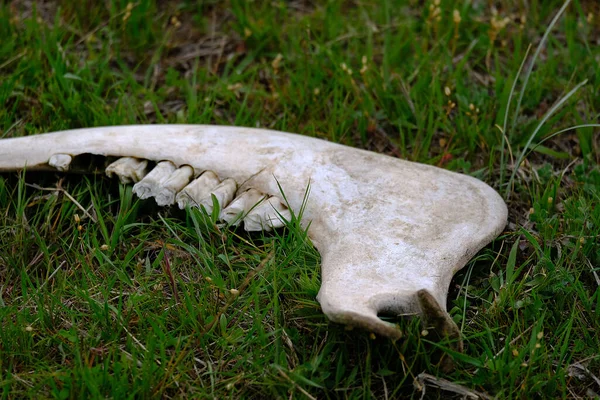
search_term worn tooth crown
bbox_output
[244,196,291,231]
[176,170,221,209]
[48,154,72,172]
[196,178,237,214]
[0,124,508,343]
[154,165,194,206]
[132,161,176,200]
[105,157,148,183]
[221,188,267,226]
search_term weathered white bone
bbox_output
[244,196,292,231]
[132,161,176,200]
[0,125,508,341]
[221,188,266,226]
[154,165,194,206]
[48,154,72,171]
[105,157,148,183]
[176,170,221,209]
[196,178,237,214]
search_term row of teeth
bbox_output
[49,155,291,231]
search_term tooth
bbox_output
[176,171,221,209]
[132,161,176,200]
[243,196,292,231]
[154,165,194,206]
[105,157,148,183]
[196,178,237,214]
[220,188,266,226]
[48,154,72,171]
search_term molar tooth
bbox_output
[243,196,292,231]
[197,178,237,214]
[105,157,148,183]
[48,154,72,172]
[176,171,221,209]
[132,161,176,200]
[154,165,194,206]
[220,188,267,226]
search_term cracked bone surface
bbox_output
[0,125,507,340]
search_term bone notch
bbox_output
[154,165,194,206]
[176,171,221,209]
[48,154,72,172]
[132,161,176,200]
[221,188,267,226]
[244,196,292,231]
[105,157,148,183]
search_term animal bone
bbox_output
[0,125,507,342]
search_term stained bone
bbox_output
[176,170,221,209]
[132,161,176,200]
[196,178,237,214]
[154,165,194,206]
[243,196,292,231]
[0,125,508,341]
[220,188,266,226]
[48,154,72,171]
[105,157,148,183]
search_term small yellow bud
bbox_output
[453,10,461,24]
[444,86,451,96]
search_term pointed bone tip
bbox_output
[324,308,403,341]
[319,298,403,340]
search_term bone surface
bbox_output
[221,188,266,226]
[105,157,148,183]
[176,170,221,209]
[0,125,508,340]
[132,161,176,201]
[244,196,292,231]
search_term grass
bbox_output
[0,0,599,398]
